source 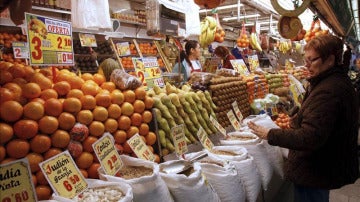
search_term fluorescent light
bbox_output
[199,4,243,13]
[222,14,260,21]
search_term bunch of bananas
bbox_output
[199,16,217,48]
[249,33,262,52]
[278,41,292,54]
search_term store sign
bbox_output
[133,57,164,90]
[232,101,243,122]
[92,133,123,176]
[79,33,97,47]
[0,158,37,202]
[26,13,74,66]
[209,115,227,137]
[127,134,155,161]
[197,126,214,151]
[12,42,29,59]
[116,42,131,56]
[171,124,188,156]
[227,110,241,131]
[39,151,88,199]
[230,59,249,75]
[248,55,260,73]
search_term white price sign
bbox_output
[12,42,29,58]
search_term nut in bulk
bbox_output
[74,186,124,202]
[210,150,237,156]
[116,165,153,180]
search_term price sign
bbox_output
[116,42,131,56]
[25,13,74,66]
[232,101,243,123]
[12,42,29,58]
[133,57,164,90]
[127,134,155,161]
[92,133,123,176]
[133,57,148,88]
[248,55,260,73]
[39,151,88,199]
[209,115,227,137]
[79,33,97,47]
[197,126,214,151]
[171,124,188,156]
[0,158,37,202]
[227,110,241,131]
[230,59,249,75]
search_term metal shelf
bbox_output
[32,6,71,15]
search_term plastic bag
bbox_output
[71,0,111,29]
[110,69,142,90]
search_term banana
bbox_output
[201,20,209,33]
[205,16,217,29]
[250,33,262,52]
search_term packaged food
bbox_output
[110,69,142,90]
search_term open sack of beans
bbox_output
[99,155,173,202]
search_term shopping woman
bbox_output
[248,34,359,202]
[214,45,236,69]
[172,40,202,82]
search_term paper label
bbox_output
[134,57,164,90]
[248,55,259,73]
[116,42,131,56]
[12,42,29,58]
[127,134,155,161]
[230,59,249,75]
[79,33,97,47]
[232,101,243,122]
[171,124,188,156]
[209,115,227,137]
[197,126,214,151]
[227,110,241,131]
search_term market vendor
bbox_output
[172,40,202,82]
[214,45,236,69]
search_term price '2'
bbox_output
[57,37,71,49]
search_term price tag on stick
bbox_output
[92,133,123,176]
[127,134,155,161]
[227,110,241,131]
[12,42,29,58]
[0,158,37,202]
[197,126,214,151]
[171,124,188,156]
[209,115,227,137]
[232,101,244,123]
[39,151,88,199]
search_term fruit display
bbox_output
[137,42,158,56]
[73,40,92,54]
[274,113,290,129]
[199,16,217,48]
[279,68,310,81]
[93,41,115,55]
[249,32,263,52]
[278,40,292,54]
[237,23,250,48]
[147,83,218,156]
[112,9,146,25]
[243,75,269,104]
[304,17,329,43]
[213,13,225,43]
[209,77,251,128]
[155,39,180,72]
[0,61,159,200]
[0,32,28,64]
[75,55,98,72]
[265,73,289,93]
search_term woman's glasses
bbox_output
[303,56,321,65]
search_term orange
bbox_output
[66,89,84,99]
[53,81,71,96]
[23,65,35,80]
[0,87,14,104]
[80,95,96,110]
[81,73,94,81]
[55,71,71,83]
[82,136,98,153]
[93,73,106,85]
[130,113,142,127]
[144,96,154,109]
[29,72,52,90]
[21,82,41,99]
[43,148,62,160]
[0,146,5,162]
[133,100,145,113]
[123,90,136,103]
[154,154,160,163]
[75,152,94,169]
[23,101,45,120]
[107,104,121,119]
[121,102,134,116]
[36,170,49,185]
[26,152,44,173]
[0,101,23,122]
[79,169,88,178]
[44,98,63,117]
[38,116,59,134]
[36,185,52,200]
[13,120,39,139]
[142,110,152,123]
[81,82,99,96]
[135,86,146,100]
[68,76,84,89]
[95,91,112,107]
[30,134,51,154]
[113,130,127,144]
[92,106,108,122]
[58,112,76,130]
[3,82,22,102]
[104,118,118,133]
[12,77,27,86]
[110,89,124,105]
[118,115,131,130]
[139,123,150,136]
[63,97,82,113]
[51,129,71,148]
[8,64,25,79]
[6,139,30,159]
[40,89,58,100]
[100,82,116,92]
[87,163,101,179]
[0,70,13,85]
[76,110,94,125]
[0,123,13,144]
[1,158,16,165]
[126,126,139,139]
[89,121,105,137]
[145,131,157,145]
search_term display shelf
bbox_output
[32,6,71,15]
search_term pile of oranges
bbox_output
[0,61,158,200]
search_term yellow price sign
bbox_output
[127,134,155,161]
[227,110,241,131]
[92,133,123,176]
[39,151,88,199]
[171,124,188,156]
[232,101,243,122]
[0,158,37,202]
[197,126,214,151]
[209,115,227,137]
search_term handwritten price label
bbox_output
[171,124,188,156]
[227,110,241,131]
[12,42,29,59]
[127,134,155,161]
[209,115,227,137]
[197,126,214,151]
[232,101,243,122]
[79,33,97,47]
[92,133,123,176]
[0,159,37,202]
[39,151,88,199]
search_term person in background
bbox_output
[343,44,352,70]
[248,34,359,202]
[172,40,202,82]
[214,45,236,69]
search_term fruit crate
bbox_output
[110,38,141,73]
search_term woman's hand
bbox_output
[247,121,271,140]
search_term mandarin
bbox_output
[133,100,145,113]
[23,101,45,120]
[89,121,105,137]
[66,89,84,99]
[110,89,124,105]
[76,110,94,125]
[107,104,121,119]
[145,131,157,145]
[134,86,146,100]
[121,102,134,116]
[118,115,131,130]
[58,112,76,130]
[82,136,98,153]
[104,118,118,133]
[0,100,23,122]
[40,89,58,100]
[0,123,13,144]
[6,139,30,159]
[30,134,51,153]
[0,146,5,162]
[95,91,112,107]
[100,82,116,92]
[21,82,41,99]
[38,116,59,134]
[63,97,82,113]
[144,96,154,109]
[93,73,106,85]
[43,148,62,160]
[126,126,139,139]
[13,119,38,139]
[87,163,101,179]
[75,152,94,169]
[80,95,96,110]
[0,87,14,104]
[26,152,44,173]
[123,90,136,103]
[44,98,63,117]
[92,106,108,122]
[130,113,142,127]
[141,110,152,123]
[51,129,71,148]
[139,123,150,136]
[113,130,127,144]
[36,185,52,200]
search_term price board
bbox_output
[133,57,164,90]
[197,126,214,151]
[248,55,260,73]
[127,134,155,161]
[203,57,221,73]
[0,158,37,202]
[227,110,241,131]
[116,42,131,56]
[209,115,227,137]
[79,33,97,47]
[12,42,29,59]
[230,59,249,75]
[92,133,123,176]
[25,13,74,66]
[39,151,88,199]
[171,124,188,156]
[232,101,244,122]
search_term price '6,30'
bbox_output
[63,174,80,191]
